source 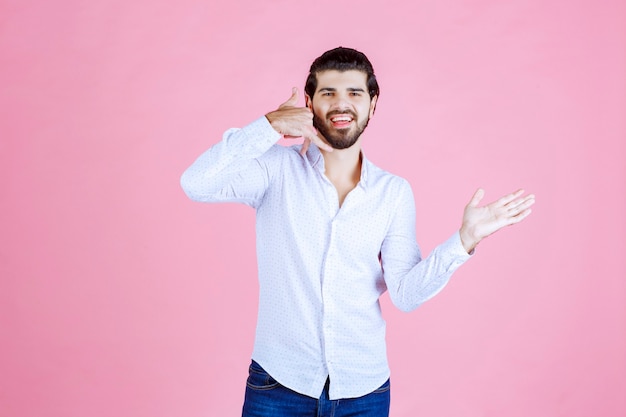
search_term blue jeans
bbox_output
[242,360,390,417]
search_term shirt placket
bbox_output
[319,172,341,380]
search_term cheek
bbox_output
[313,106,327,119]
[360,104,373,119]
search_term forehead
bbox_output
[314,70,368,92]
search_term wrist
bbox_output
[459,226,479,254]
[265,111,283,135]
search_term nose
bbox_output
[330,93,352,111]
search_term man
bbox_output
[180,47,535,417]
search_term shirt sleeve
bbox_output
[380,181,472,312]
[180,116,282,208]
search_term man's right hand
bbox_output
[265,88,333,154]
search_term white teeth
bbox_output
[331,116,352,122]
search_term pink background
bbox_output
[1,0,625,416]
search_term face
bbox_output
[306,70,377,150]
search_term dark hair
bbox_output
[304,47,379,100]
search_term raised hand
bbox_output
[265,88,333,154]
[459,188,535,253]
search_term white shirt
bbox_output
[180,116,471,400]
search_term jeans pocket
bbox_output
[246,360,281,391]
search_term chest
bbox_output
[259,167,393,257]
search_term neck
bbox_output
[321,142,362,185]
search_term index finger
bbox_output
[495,189,525,207]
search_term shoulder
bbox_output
[365,159,413,195]
[363,160,415,215]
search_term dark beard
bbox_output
[313,111,369,150]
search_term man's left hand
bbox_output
[459,188,535,253]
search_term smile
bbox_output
[329,114,355,129]
[330,115,353,122]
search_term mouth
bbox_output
[329,114,354,129]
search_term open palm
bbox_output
[460,188,535,253]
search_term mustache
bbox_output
[326,109,358,119]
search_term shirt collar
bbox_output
[305,144,371,190]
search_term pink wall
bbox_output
[1,0,624,416]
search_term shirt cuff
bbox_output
[442,230,473,269]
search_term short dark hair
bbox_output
[305,47,379,100]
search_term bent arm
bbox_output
[180,116,281,207]
[381,183,471,312]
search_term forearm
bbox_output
[180,116,280,203]
[386,232,471,312]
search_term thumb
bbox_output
[468,188,485,207]
[279,87,299,108]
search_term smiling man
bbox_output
[180,47,535,417]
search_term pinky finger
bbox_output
[300,139,311,156]
[311,136,333,152]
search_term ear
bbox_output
[305,94,312,110]
[369,95,378,118]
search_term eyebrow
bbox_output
[318,87,366,93]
